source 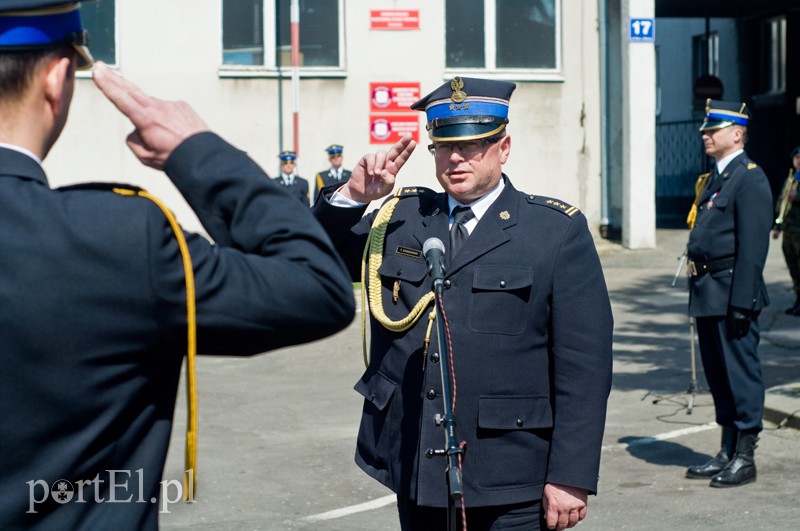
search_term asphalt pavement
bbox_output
[159,228,800,530]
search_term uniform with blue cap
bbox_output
[0,3,355,528]
[274,150,310,205]
[685,97,773,488]
[0,0,93,69]
[313,144,351,203]
[312,76,613,529]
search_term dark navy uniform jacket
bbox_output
[314,176,613,507]
[0,133,354,530]
[313,168,351,202]
[274,174,310,205]
[688,152,773,316]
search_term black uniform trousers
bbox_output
[397,496,546,531]
[695,316,765,431]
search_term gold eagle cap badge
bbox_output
[451,77,467,103]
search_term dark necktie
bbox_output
[449,206,475,257]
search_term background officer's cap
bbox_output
[791,146,800,158]
[411,76,516,142]
[0,0,94,70]
[325,144,343,156]
[279,150,297,162]
[699,99,750,131]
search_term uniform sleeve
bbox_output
[730,169,773,311]
[154,132,355,355]
[312,187,373,281]
[546,214,614,493]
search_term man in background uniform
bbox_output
[771,145,800,315]
[685,99,772,488]
[313,77,613,530]
[313,144,351,203]
[275,150,309,205]
[0,2,354,529]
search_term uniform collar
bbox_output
[716,149,744,174]
[0,142,42,165]
[0,144,48,186]
[447,176,505,222]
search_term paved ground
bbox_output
[159,229,800,530]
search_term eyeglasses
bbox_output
[427,136,503,157]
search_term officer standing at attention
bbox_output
[0,2,354,529]
[685,100,773,488]
[313,77,613,530]
[771,145,800,315]
[275,150,309,205]
[313,144,351,202]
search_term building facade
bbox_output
[45,0,608,241]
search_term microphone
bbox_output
[423,237,446,283]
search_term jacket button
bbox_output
[516,418,524,427]
[426,389,437,400]
[500,280,506,288]
[431,352,440,363]
[444,280,451,289]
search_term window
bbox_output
[692,32,719,79]
[759,17,786,95]
[445,0,560,74]
[80,0,116,65]
[222,0,342,70]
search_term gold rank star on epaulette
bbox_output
[394,186,437,198]
[747,163,757,170]
[527,195,580,217]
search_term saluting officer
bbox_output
[313,77,613,530]
[274,150,310,205]
[313,144,351,203]
[0,2,354,529]
[685,100,773,488]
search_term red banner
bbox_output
[369,114,420,144]
[370,82,421,113]
[370,10,420,30]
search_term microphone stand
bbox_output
[426,274,464,531]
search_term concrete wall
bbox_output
[45,0,604,237]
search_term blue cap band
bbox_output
[0,8,83,48]
[425,99,509,122]
[706,111,748,126]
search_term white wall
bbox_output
[45,0,604,238]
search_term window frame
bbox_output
[443,0,564,82]
[761,16,786,95]
[219,0,347,79]
[76,0,118,78]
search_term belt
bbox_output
[689,257,735,276]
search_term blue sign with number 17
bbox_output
[630,18,655,42]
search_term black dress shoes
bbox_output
[686,426,737,479]
[710,432,758,488]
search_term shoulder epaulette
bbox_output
[393,186,437,199]
[526,195,580,217]
[57,182,144,193]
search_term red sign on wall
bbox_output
[370,82,421,113]
[370,10,420,30]
[369,114,420,144]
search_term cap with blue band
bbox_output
[0,1,93,70]
[411,76,516,142]
[699,99,750,131]
[325,144,343,156]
